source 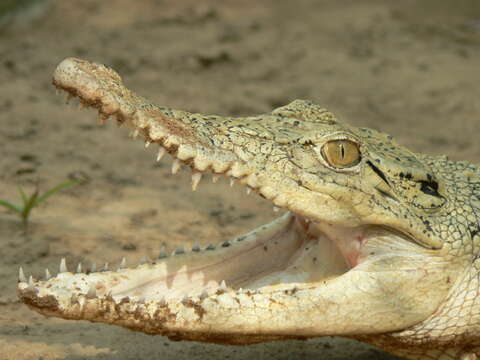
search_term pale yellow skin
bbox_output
[17,58,480,359]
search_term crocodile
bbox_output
[17,58,480,360]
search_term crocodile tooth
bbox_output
[156,147,166,162]
[59,258,68,273]
[45,268,51,280]
[230,178,235,187]
[159,296,166,306]
[273,206,280,212]
[191,172,202,191]
[28,275,34,286]
[18,267,26,283]
[145,140,151,148]
[158,245,167,259]
[212,175,219,183]
[90,263,97,273]
[103,262,109,271]
[246,187,252,195]
[76,262,82,273]
[171,159,181,174]
[220,280,227,291]
[119,257,127,269]
[132,129,139,139]
[65,93,73,104]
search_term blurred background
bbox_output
[0,1,479,359]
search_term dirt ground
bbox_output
[0,1,479,359]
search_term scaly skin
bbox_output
[17,58,480,359]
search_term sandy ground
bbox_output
[0,1,479,359]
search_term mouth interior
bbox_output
[75,212,355,303]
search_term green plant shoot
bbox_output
[0,180,80,226]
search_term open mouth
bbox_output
[18,195,364,303]
[18,58,455,342]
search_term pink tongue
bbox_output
[312,223,366,268]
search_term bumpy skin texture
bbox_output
[18,58,480,360]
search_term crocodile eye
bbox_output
[321,140,361,168]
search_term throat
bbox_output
[309,222,367,268]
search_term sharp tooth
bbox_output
[65,93,73,104]
[119,257,127,269]
[145,140,151,148]
[171,159,181,174]
[191,172,202,191]
[273,206,280,212]
[212,175,219,183]
[230,178,235,187]
[158,245,167,259]
[156,148,166,162]
[76,263,82,273]
[28,275,34,286]
[246,188,252,195]
[90,263,97,273]
[159,296,166,306]
[103,263,109,271]
[45,268,51,280]
[60,258,68,273]
[220,280,227,290]
[132,129,139,139]
[19,267,26,283]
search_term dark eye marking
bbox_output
[420,180,441,197]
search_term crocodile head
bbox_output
[18,58,480,356]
